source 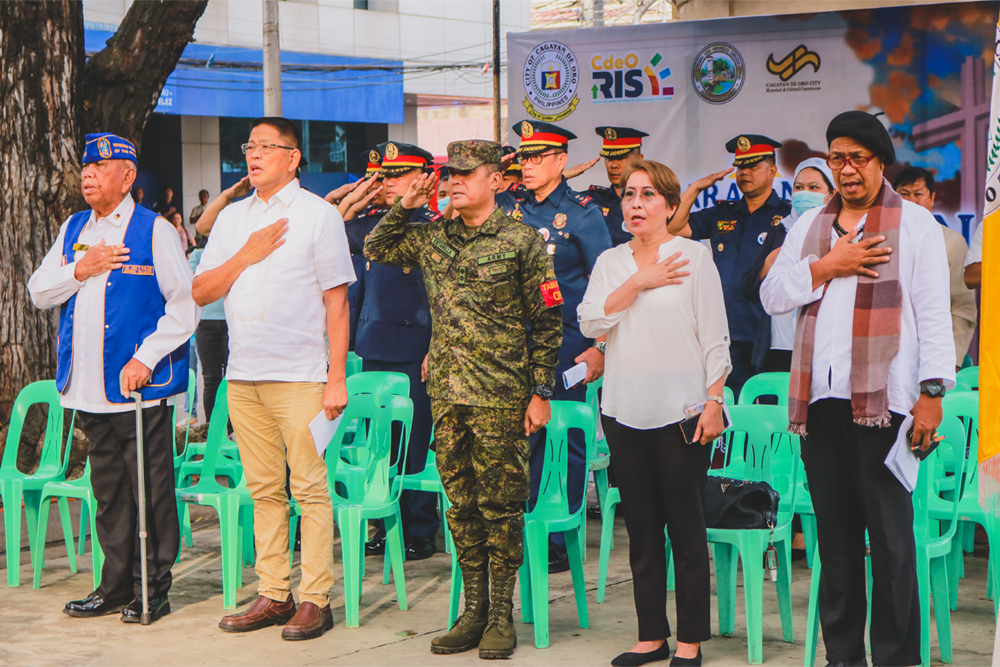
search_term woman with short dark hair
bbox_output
[579,160,731,667]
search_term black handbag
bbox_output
[703,477,780,530]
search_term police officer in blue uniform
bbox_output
[584,126,648,247]
[498,120,612,573]
[345,150,390,350]
[667,134,790,397]
[359,141,442,561]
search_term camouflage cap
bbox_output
[444,140,501,170]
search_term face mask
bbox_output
[437,197,450,210]
[791,190,826,218]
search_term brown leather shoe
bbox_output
[281,601,333,641]
[218,595,296,633]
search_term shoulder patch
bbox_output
[429,212,444,222]
[569,192,594,208]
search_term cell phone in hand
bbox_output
[908,426,941,461]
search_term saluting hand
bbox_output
[325,178,364,205]
[631,251,690,291]
[563,157,600,180]
[400,172,437,209]
[224,176,253,203]
[239,218,288,265]
[74,239,130,282]
[691,167,735,192]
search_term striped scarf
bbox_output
[788,178,903,436]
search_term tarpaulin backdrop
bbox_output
[507,2,995,240]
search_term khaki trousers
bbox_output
[227,380,334,606]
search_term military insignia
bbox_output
[509,208,524,221]
[403,268,411,274]
[605,127,617,141]
[737,136,751,153]
[601,207,609,216]
[121,265,154,276]
[717,243,725,252]
[772,215,783,227]
[72,243,90,252]
[97,137,113,159]
[553,213,567,229]
[546,243,556,255]
[539,279,564,307]
[385,143,398,160]
[540,228,550,241]
[758,232,768,245]
[369,149,380,163]
[521,121,534,138]
[478,251,517,265]
[717,220,737,234]
[366,261,371,270]
[431,252,442,263]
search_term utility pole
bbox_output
[263,0,282,116]
[492,0,501,143]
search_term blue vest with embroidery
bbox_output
[56,205,189,403]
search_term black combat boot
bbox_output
[479,567,517,659]
[430,569,489,654]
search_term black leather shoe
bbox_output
[611,640,671,666]
[121,596,171,624]
[669,648,702,666]
[63,592,130,618]
[405,535,437,560]
[365,529,387,556]
[548,544,570,574]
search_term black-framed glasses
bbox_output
[241,142,296,156]
[522,151,559,166]
[826,153,875,169]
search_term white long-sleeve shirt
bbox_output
[578,237,732,430]
[760,200,956,417]
[28,195,201,413]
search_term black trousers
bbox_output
[362,358,439,540]
[603,416,712,643]
[78,403,179,600]
[802,399,919,666]
[195,319,229,421]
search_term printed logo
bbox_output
[97,137,113,159]
[692,43,745,105]
[523,41,580,122]
[766,45,821,81]
[591,51,675,103]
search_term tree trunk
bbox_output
[82,0,209,150]
[0,0,206,469]
[0,1,85,422]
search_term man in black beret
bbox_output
[761,110,954,667]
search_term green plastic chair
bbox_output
[346,351,363,378]
[1,381,73,587]
[340,371,410,468]
[519,400,594,649]
[954,366,978,392]
[708,404,799,665]
[175,379,255,609]
[33,457,103,591]
[737,372,790,406]
[803,416,970,667]
[326,393,413,628]
[583,378,609,562]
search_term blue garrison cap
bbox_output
[82,133,137,165]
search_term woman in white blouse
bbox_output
[578,161,731,667]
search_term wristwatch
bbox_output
[532,384,555,400]
[920,379,946,398]
[593,341,607,355]
[707,394,725,405]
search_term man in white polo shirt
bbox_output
[192,117,354,641]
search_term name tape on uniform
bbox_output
[477,251,516,265]
[122,265,155,276]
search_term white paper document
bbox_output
[309,410,343,457]
[563,362,588,390]
[885,414,918,493]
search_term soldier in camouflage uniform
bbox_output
[365,139,563,660]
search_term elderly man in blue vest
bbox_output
[28,133,200,624]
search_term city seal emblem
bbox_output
[692,43,746,105]
[522,41,580,122]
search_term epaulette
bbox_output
[429,211,444,222]
[717,199,740,208]
[568,190,594,208]
[505,182,529,199]
[588,184,612,196]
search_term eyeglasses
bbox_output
[241,142,296,156]
[622,187,663,203]
[826,153,875,169]
[521,151,559,166]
